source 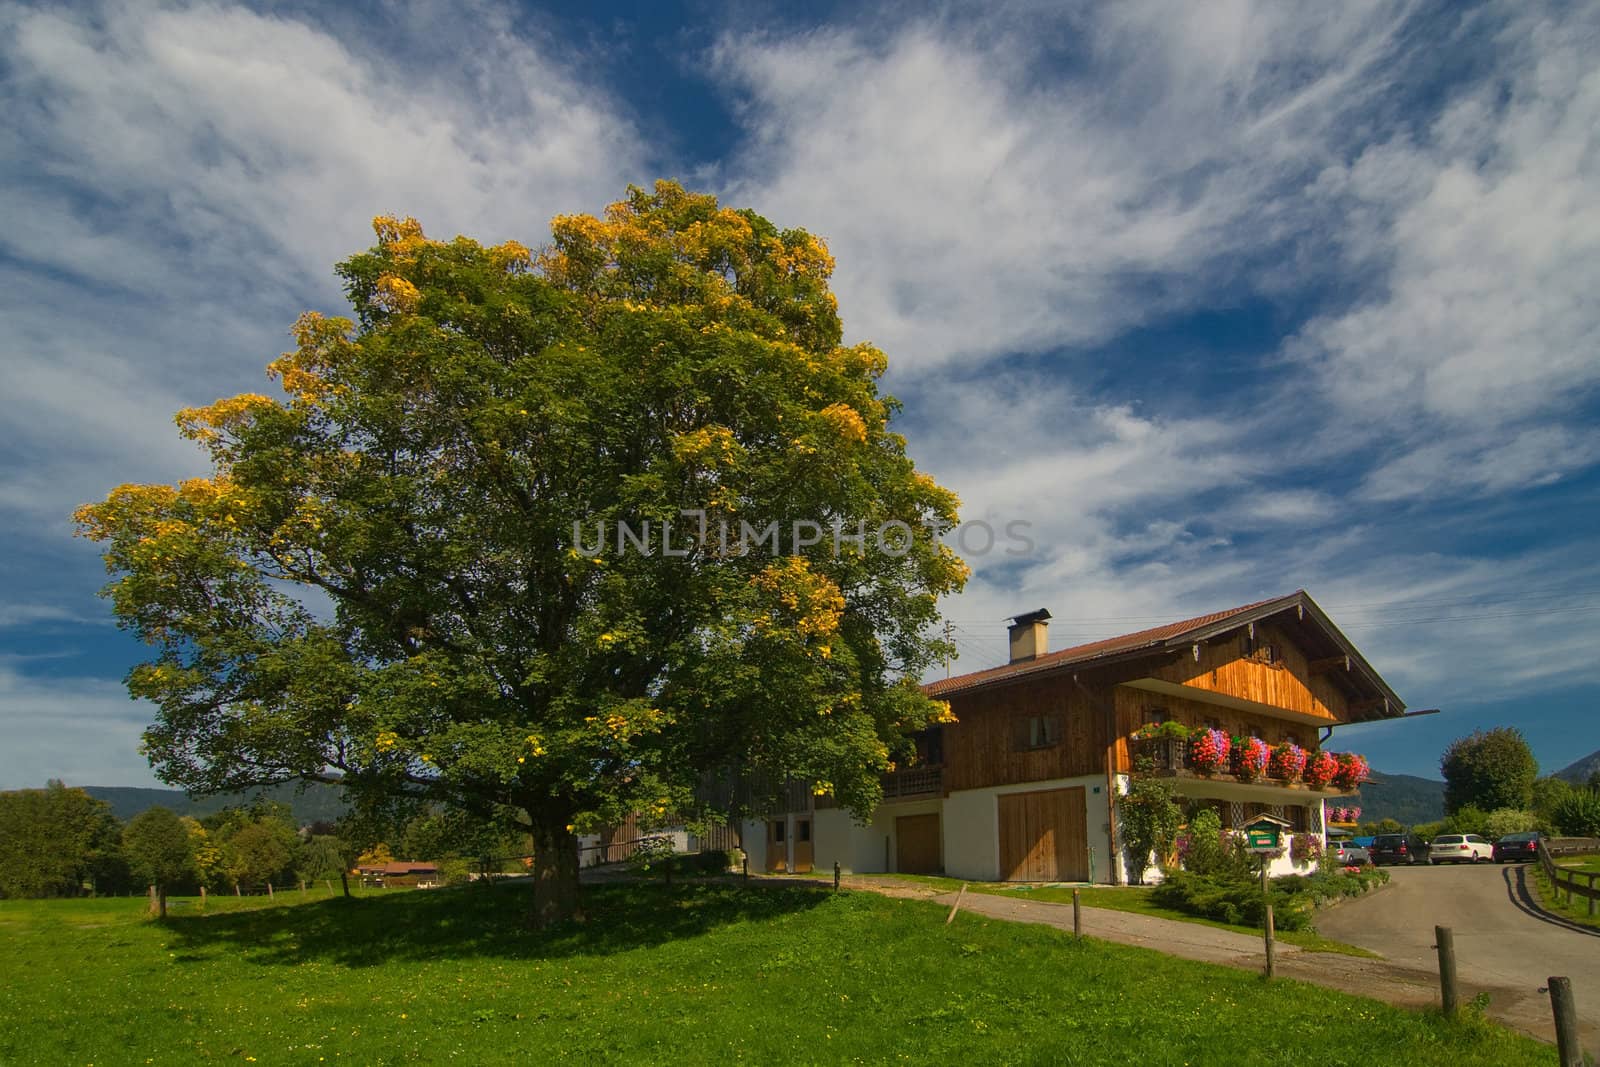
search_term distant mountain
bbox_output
[1553,749,1600,787]
[81,780,347,825]
[1352,771,1446,826]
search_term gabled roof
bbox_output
[925,590,1404,720]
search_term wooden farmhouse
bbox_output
[741,590,1408,884]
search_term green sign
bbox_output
[1246,828,1280,852]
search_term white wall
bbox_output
[814,799,943,875]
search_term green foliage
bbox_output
[1120,778,1183,885]
[74,182,969,924]
[298,835,348,883]
[221,819,299,888]
[1152,866,1388,932]
[122,807,195,911]
[1552,789,1600,837]
[0,782,126,898]
[1440,728,1538,814]
[1180,808,1226,875]
[1531,776,1575,831]
[1442,805,1489,836]
[1482,808,1538,839]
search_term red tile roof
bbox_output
[924,593,1293,698]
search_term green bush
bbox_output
[1180,809,1226,875]
[1483,808,1538,838]
[1151,864,1387,933]
[1553,790,1600,837]
[1442,805,1489,837]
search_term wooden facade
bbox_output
[942,677,1108,792]
[1148,624,1349,722]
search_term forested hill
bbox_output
[1352,771,1446,826]
[80,780,347,825]
[1554,749,1600,785]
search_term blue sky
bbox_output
[2,0,1597,787]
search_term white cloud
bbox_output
[0,663,159,789]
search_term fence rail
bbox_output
[1536,839,1600,918]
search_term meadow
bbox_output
[0,881,1557,1065]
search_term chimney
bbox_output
[1007,609,1051,663]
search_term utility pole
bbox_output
[944,621,954,678]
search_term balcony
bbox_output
[881,765,943,800]
[1131,734,1366,797]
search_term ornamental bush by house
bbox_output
[1231,737,1270,781]
[1269,742,1307,782]
[1187,729,1231,775]
[1332,752,1369,791]
[1304,749,1338,789]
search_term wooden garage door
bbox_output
[998,787,1089,882]
[895,813,942,875]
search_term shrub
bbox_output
[1121,778,1183,885]
[1553,790,1600,837]
[1443,805,1489,837]
[1483,808,1538,839]
[1181,809,1226,875]
[1151,864,1387,933]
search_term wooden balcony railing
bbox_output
[881,766,942,800]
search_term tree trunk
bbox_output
[339,868,351,898]
[529,817,581,928]
[158,887,168,919]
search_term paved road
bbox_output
[1318,861,1600,1050]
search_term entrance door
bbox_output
[792,817,814,873]
[896,813,942,874]
[766,819,787,872]
[998,787,1089,882]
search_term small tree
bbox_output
[1181,808,1225,875]
[222,819,298,891]
[1121,779,1183,885]
[1553,790,1600,838]
[1440,728,1538,814]
[122,807,193,918]
[1531,776,1574,832]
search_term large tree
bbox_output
[75,182,967,925]
[0,781,124,898]
[122,807,194,917]
[1440,727,1538,815]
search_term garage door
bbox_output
[895,813,942,874]
[998,787,1089,882]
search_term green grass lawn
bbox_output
[873,873,1376,957]
[1532,859,1600,931]
[0,881,1552,1066]
[1554,852,1600,875]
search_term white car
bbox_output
[1430,833,1494,863]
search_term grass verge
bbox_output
[1530,861,1600,931]
[0,881,1545,1065]
[871,873,1377,956]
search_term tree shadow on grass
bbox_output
[163,880,834,968]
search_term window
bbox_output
[798,820,811,843]
[1015,714,1062,750]
[1283,730,1300,747]
[771,820,785,843]
[1142,707,1169,726]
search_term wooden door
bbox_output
[896,813,942,874]
[792,817,814,873]
[998,787,1089,882]
[766,819,787,872]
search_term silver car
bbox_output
[1330,840,1371,865]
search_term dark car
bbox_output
[1370,832,1431,866]
[1492,831,1546,863]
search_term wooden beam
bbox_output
[1347,697,1387,716]
[1309,655,1351,675]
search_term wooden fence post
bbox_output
[147,884,157,917]
[1435,925,1458,1017]
[267,882,274,900]
[1547,977,1581,1067]
[1073,888,1082,938]
[945,884,968,925]
[199,885,207,909]
[1264,905,1276,979]
[833,861,841,892]
[1589,873,1597,918]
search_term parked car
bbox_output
[1492,831,1546,863]
[1430,833,1494,863]
[1329,839,1371,865]
[1370,832,1431,866]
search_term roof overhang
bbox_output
[1122,677,1388,728]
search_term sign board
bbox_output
[1246,828,1280,852]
